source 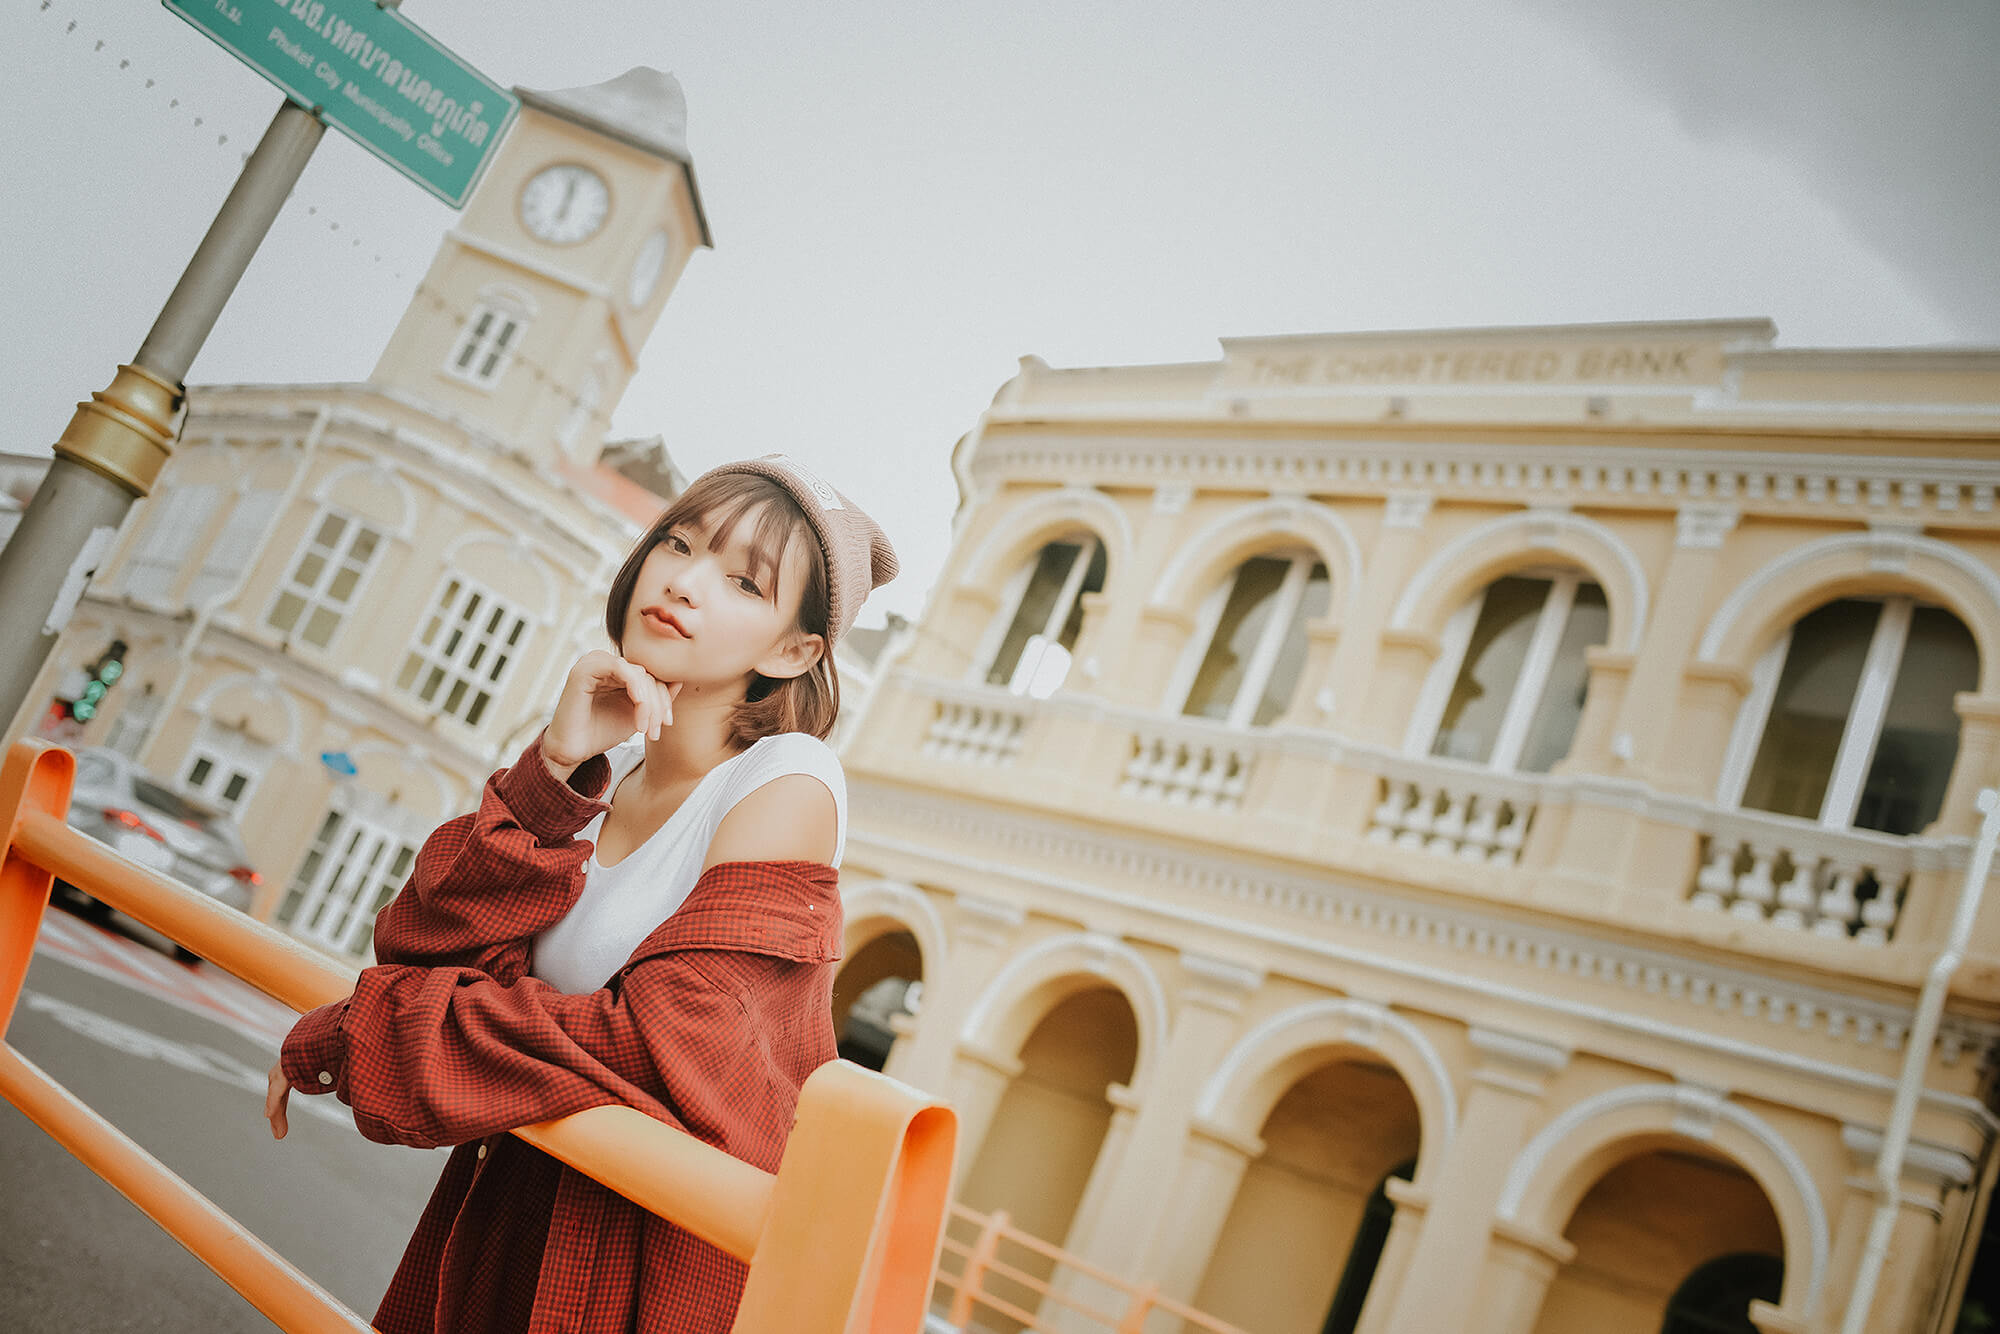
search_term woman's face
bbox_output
[619,503,823,692]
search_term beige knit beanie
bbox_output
[698,454,899,643]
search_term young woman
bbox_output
[263,455,899,1334]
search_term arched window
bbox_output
[1177,552,1331,728]
[1722,597,1978,835]
[1659,1251,1782,1334]
[1320,1159,1415,1334]
[444,287,534,389]
[1406,570,1608,772]
[981,536,1108,699]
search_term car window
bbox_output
[76,754,115,788]
[131,777,226,831]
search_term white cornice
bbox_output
[967,434,2000,524]
[846,777,2000,1084]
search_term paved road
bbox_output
[1,909,442,1331]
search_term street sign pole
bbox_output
[0,100,326,737]
[0,0,515,739]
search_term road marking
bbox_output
[31,913,299,1049]
[20,989,349,1127]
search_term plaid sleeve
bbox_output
[294,954,759,1151]
[369,731,613,979]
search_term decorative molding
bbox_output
[1697,528,2000,663]
[848,780,2000,1079]
[1676,504,1740,549]
[967,436,2000,526]
[1388,507,1651,654]
[957,929,1171,1098]
[957,484,1135,590]
[1151,481,1193,515]
[1669,1082,1728,1141]
[1495,1081,1831,1319]
[1148,494,1364,617]
[1383,491,1434,529]
[1193,996,1460,1169]
[1839,1124,1978,1190]
[1179,950,1265,996]
[1469,1026,1573,1078]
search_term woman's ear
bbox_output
[756,629,825,682]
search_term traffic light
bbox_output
[68,638,128,722]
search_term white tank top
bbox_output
[530,732,847,995]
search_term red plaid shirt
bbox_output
[280,736,843,1334]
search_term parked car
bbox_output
[51,746,263,963]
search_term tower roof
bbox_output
[515,67,712,246]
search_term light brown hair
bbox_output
[605,471,838,748]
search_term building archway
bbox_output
[831,924,922,1072]
[1528,1146,1785,1334]
[954,985,1140,1334]
[1193,1056,1423,1334]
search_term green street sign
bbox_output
[163,0,519,207]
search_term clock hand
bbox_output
[558,178,577,221]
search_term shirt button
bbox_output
[316,1071,333,1086]
[476,1143,488,1160]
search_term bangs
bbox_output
[657,471,814,604]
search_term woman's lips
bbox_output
[641,608,688,638]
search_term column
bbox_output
[1148,1119,1266,1308]
[944,1041,1022,1195]
[1383,1027,1572,1334]
[1611,504,1738,790]
[1047,953,1261,1320]
[1824,1125,1976,1334]
[1352,1180,1431,1334]
[1092,481,1198,710]
[890,894,1024,1097]
[1476,1219,1577,1334]
[1327,491,1434,746]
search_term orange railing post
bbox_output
[0,737,957,1334]
[0,737,73,1032]
[948,1206,1008,1325]
[1117,1281,1160,1334]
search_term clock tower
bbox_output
[369,67,712,466]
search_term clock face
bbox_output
[627,229,672,306]
[519,164,610,244]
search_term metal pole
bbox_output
[0,101,324,734]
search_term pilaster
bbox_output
[1612,503,1737,784]
[1328,492,1433,745]
[1384,1027,1572,1334]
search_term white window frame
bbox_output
[444,301,529,388]
[186,487,285,609]
[972,536,1103,699]
[264,506,385,652]
[283,804,422,959]
[396,573,532,728]
[1716,595,1926,830]
[120,483,222,604]
[1168,550,1324,730]
[1403,568,1587,772]
[181,723,267,815]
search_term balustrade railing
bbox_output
[923,695,1029,767]
[1119,721,1255,810]
[890,673,1968,950]
[1686,815,1917,944]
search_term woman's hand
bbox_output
[265,1061,290,1140]
[543,650,681,778]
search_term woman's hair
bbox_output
[604,470,839,747]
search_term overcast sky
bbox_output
[4,1,1995,626]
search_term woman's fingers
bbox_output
[265,1062,290,1140]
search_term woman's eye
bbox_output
[735,576,762,596]
[665,534,689,554]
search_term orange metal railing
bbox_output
[931,1204,1250,1334]
[0,738,957,1334]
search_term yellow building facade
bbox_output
[4,68,706,957]
[836,321,2000,1334]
